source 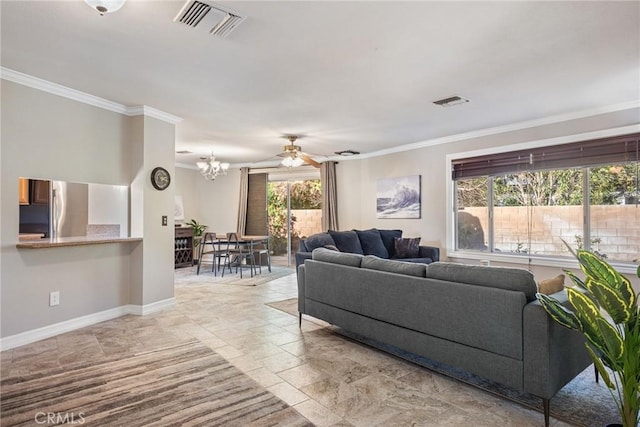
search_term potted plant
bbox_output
[537,246,640,427]
[186,219,207,264]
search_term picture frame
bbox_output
[376,175,421,219]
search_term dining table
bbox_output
[197,232,271,277]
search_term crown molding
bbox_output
[127,105,182,124]
[351,99,640,161]
[1,67,128,114]
[1,67,182,125]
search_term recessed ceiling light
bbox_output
[335,149,360,156]
[433,96,470,107]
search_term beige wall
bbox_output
[0,81,176,338]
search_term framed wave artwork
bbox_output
[376,175,421,219]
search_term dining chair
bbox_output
[251,237,271,274]
[221,232,256,278]
[197,232,228,276]
[196,233,216,274]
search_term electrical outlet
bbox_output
[162,215,168,226]
[49,291,60,307]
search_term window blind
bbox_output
[452,133,640,180]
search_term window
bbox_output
[453,133,639,263]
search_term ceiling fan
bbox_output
[277,135,321,168]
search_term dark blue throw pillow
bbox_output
[378,229,402,258]
[304,233,336,252]
[328,230,364,254]
[356,229,389,258]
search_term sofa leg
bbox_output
[594,364,599,383]
[298,312,302,328]
[542,398,550,427]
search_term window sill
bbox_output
[447,250,638,275]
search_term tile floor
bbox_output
[1,267,575,426]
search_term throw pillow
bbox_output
[304,233,336,252]
[394,237,421,259]
[356,229,389,258]
[328,230,364,254]
[324,244,339,251]
[378,229,403,258]
[537,274,565,295]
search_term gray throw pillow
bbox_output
[394,237,421,259]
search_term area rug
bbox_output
[175,265,294,287]
[0,340,312,427]
[266,297,620,427]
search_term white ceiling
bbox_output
[2,1,639,168]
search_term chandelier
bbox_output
[197,154,229,180]
[84,0,126,15]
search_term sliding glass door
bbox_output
[267,170,321,266]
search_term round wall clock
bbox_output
[151,167,171,191]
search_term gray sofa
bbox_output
[297,248,592,426]
[295,228,439,270]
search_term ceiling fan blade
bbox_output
[301,154,321,168]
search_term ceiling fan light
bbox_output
[84,0,126,15]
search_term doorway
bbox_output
[267,172,321,266]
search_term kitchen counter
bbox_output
[18,233,45,241]
[16,236,142,249]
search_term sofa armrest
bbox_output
[523,290,592,398]
[297,264,306,314]
[295,252,312,272]
[418,245,440,262]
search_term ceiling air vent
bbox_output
[174,0,245,38]
[433,96,470,107]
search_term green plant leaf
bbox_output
[578,250,637,310]
[567,288,613,354]
[585,344,615,390]
[585,277,632,324]
[595,317,624,362]
[536,293,582,331]
[563,269,588,291]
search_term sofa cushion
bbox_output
[426,262,538,302]
[304,233,336,252]
[361,255,426,277]
[378,229,402,258]
[399,257,433,264]
[356,229,389,258]
[393,237,421,258]
[328,230,364,254]
[312,247,363,267]
[324,244,340,251]
[538,274,565,295]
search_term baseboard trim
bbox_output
[127,297,176,316]
[0,298,176,351]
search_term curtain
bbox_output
[236,167,249,235]
[321,161,339,231]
